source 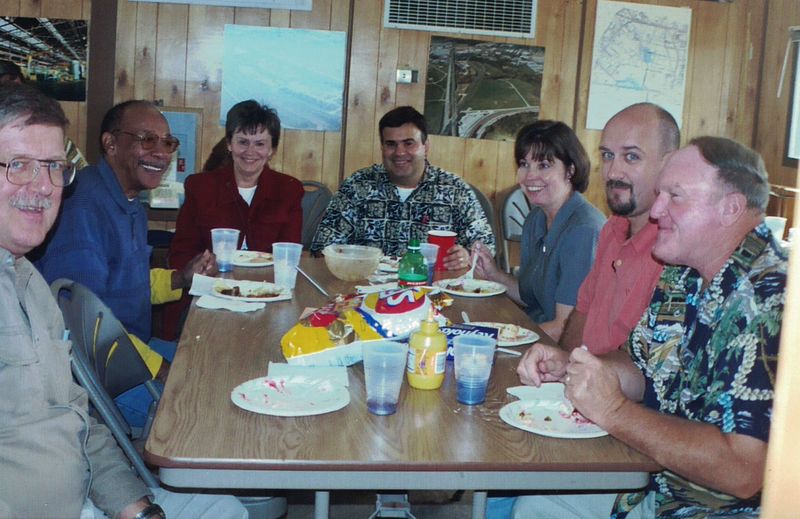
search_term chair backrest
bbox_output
[469,183,497,241]
[301,181,333,249]
[51,278,154,400]
[500,187,531,273]
[51,278,160,488]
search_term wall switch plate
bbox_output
[396,69,417,84]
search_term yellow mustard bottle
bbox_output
[406,309,447,390]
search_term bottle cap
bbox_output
[408,238,420,250]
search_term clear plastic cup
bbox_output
[363,341,408,415]
[453,334,496,405]
[272,242,303,290]
[419,242,440,285]
[211,228,240,273]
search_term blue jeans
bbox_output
[114,338,176,428]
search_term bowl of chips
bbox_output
[322,244,383,281]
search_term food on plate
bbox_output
[237,251,272,263]
[213,281,283,299]
[558,401,594,425]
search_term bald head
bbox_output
[599,103,681,233]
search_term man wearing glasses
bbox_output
[34,100,217,430]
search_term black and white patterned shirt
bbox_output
[310,163,496,257]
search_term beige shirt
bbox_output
[0,250,149,518]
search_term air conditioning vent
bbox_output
[384,0,536,39]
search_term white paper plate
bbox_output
[231,375,350,416]
[231,250,273,267]
[212,280,291,302]
[378,256,400,273]
[433,278,506,297]
[499,383,607,439]
[470,321,539,347]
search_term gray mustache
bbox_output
[11,196,53,211]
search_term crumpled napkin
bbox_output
[267,362,349,387]
[196,295,265,312]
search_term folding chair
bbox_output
[301,180,333,249]
[469,183,498,258]
[500,187,531,273]
[51,278,161,487]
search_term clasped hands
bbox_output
[517,343,628,430]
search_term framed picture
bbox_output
[161,107,203,184]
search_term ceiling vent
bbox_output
[384,0,537,39]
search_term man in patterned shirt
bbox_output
[510,137,786,518]
[310,106,496,268]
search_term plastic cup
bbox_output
[453,334,496,405]
[419,242,440,285]
[427,230,457,271]
[765,216,787,241]
[272,242,303,290]
[211,228,240,273]
[363,341,408,416]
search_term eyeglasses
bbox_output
[113,130,180,153]
[1,157,76,187]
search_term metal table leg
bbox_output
[314,491,330,519]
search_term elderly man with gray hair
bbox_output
[0,84,246,519]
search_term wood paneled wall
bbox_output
[2,0,91,153]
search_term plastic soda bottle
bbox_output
[406,308,447,390]
[398,239,427,287]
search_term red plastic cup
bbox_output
[427,230,457,271]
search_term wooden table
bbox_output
[144,257,657,518]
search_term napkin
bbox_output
[355,282,398,294]
[189,273,221,296]
[267,362,349,387]
[196,295,265,312]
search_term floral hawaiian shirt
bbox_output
[309,163,496,257]
[613,224,786,519]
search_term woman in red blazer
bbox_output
[163,100,304,338]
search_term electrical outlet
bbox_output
[396,69,414,84]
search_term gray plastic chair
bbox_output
[469,183,498,245]
[301,180,333,249]
[500,187,531,273]
[51,278,161,488]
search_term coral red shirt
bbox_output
[575,216,663,354]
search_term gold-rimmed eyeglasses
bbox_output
[0,157,76,187]
[113,130,180,153]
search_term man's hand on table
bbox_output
[516,342,569,386]
[173,249,218,289]
[563,346,628,429]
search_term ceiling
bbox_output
[0,16,88,71]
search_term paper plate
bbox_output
[433,278,506,297]
[231,375,350,416]
[469,321,539,347]
[499,383,607,439]
[212,280,291,302]
[231,250,273,267]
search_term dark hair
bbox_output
[202,136,231,172]
[0,60,24,83]
[225,100,281,148]
[379,106,427,143]
[0,84,68,131]
[690,136,769,211]
[514,120,591,193]
[612,102,680,156]
[99,99,159,155]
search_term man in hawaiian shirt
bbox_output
[511,136,786,518]
[310,105,496,268]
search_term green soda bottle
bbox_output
[398,239,428,287]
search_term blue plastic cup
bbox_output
[419,243,439,285]
[453,334,496,405]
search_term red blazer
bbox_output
[169,164,304,270]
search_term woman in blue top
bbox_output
[474,120,604,340]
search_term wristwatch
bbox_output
[133,502,165,519]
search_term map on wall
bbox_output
[586,0,691,130]
[424,36,545,142]
[221,25,345,131]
